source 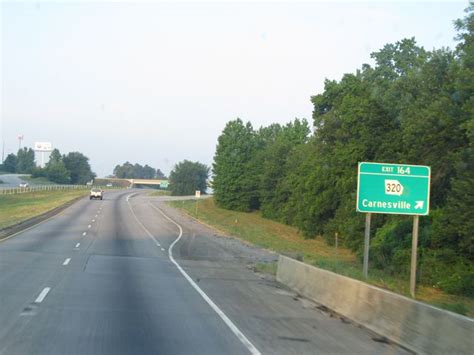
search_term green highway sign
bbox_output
[357,162,431,215]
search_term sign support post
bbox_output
[357,162,430,289]
[363,213,371,279]
[195,190,201,217]
[410,215,419,298]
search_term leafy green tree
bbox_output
[113,162,134,178]
[2,153,17,173]
[155,168,167,179]
[431,4,474,263]
[259,119,310,220]
[141,164,156,179]
[16,148,35,173]
[31,166,47,178]
[47,149,62,165]
[47,161,70,184]
[63,152,95,184]
[212,119,259,211]
[169,160,209,196]
[45,149,70,184]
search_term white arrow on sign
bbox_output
[415,201,424,209]
[385,180,404,196]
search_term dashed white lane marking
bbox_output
[75,243,80,248]
[129,197,260,355]
[34,287,51,303]
[88,225,91,228]
[82,232,87,236]
[62,258,71,266]
[161,247,165,251]
[95,215,98,218]
[92,219,95,222]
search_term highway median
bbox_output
[0,189,88,241]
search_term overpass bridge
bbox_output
[129,178,168,188]
[96,178,169,188]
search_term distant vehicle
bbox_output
[90,188,103,200]
[106,183,113,187]
[19,182,29,188]
[86,181,93,186]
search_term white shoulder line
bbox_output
[126,195,161,248]
[127,194,260,355]
[148,202,261,355]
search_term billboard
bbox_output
[34,142,53,152]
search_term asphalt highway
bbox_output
[0,174,29,189]
[0,190,410,354]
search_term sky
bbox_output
[0,0,468,177]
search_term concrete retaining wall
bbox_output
[277,255,474,354]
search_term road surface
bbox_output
[0,174,29,188]
[0,190,410,354]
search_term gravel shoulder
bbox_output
[144,195,410,355]
[158,197,279,265]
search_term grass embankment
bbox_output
[21,176,56,185]
[0,189,88,230]
[168,197,473,317]
[148,190,171,197]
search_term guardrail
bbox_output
[0,185,123,195]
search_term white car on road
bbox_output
[90,188,103,200]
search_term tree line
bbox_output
[112,160,209,196]
[112,162,166,180]
[1,148,95,185]
[212,7,473,296]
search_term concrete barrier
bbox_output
[277,255,474,354]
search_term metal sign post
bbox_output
[357,162,430,289]
[195,190,201,216]
[363,213,372,279]
[410,215,420,297]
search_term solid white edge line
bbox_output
[126,194,161,248]
[35,287,51,303]
[147,201,261,355]
[62,258,71,266]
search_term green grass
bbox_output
[255,262,278,276]
[0,189,88,230]
[148,190,171,196]
[168,197,473,317]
